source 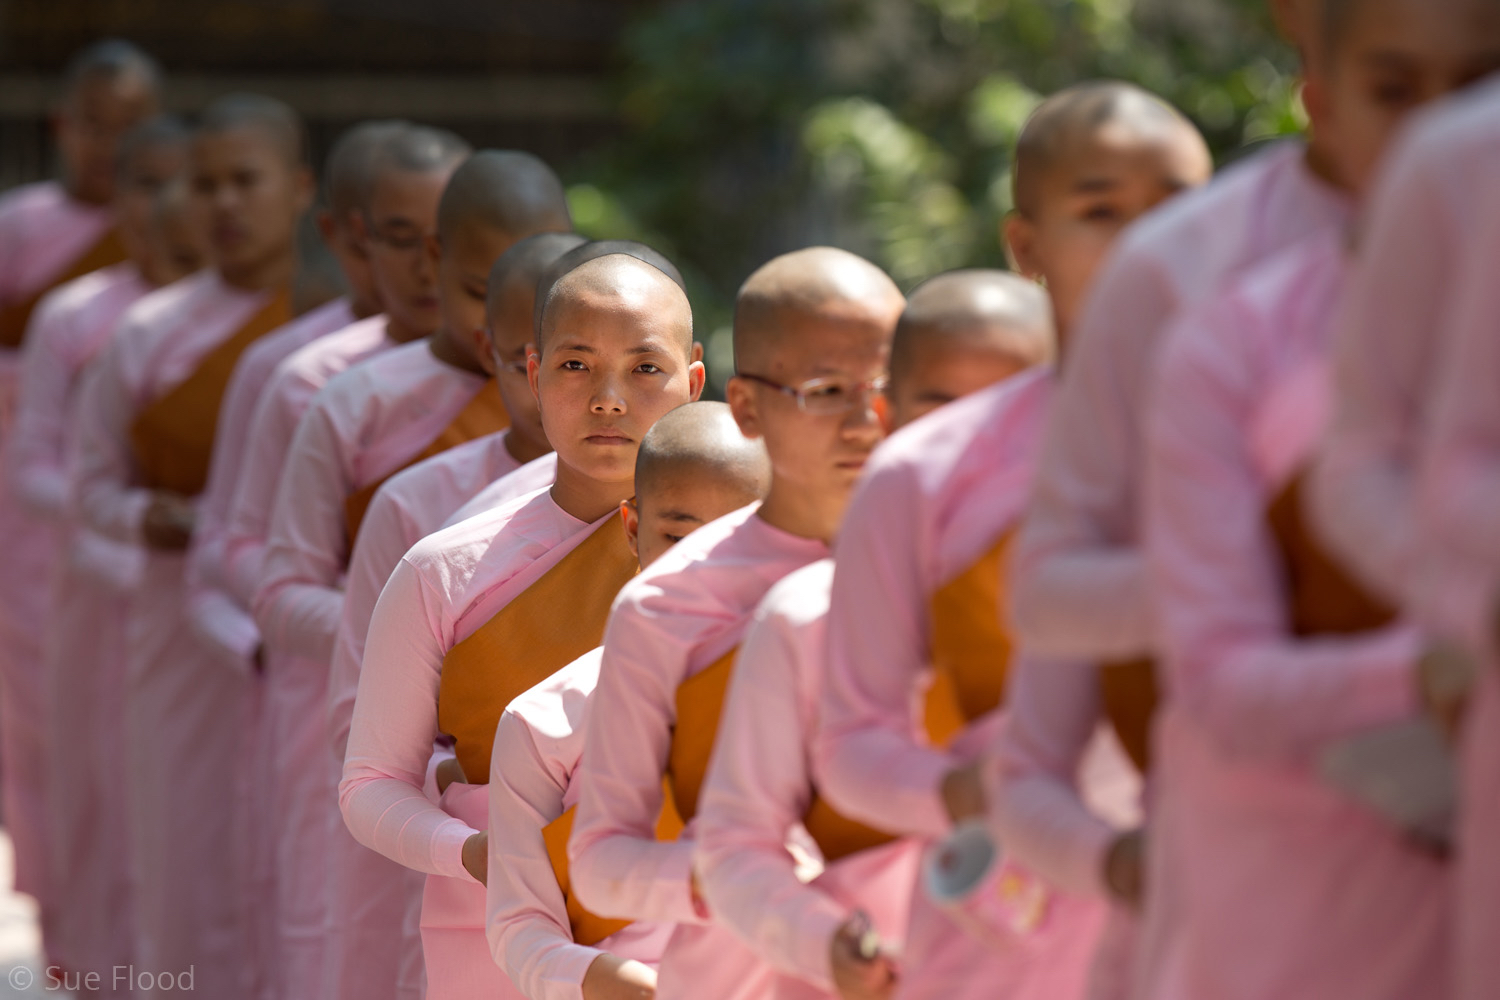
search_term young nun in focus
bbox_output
[566,247,903,1000]
[72,93,313,998]
[319,232,578,1000]
[813,83,1210,1000]
[1141,1,1500,995]
[341,241,703,999]
[252,149,570,998]
[484,401,770,1000]
[694,268,1054,1000]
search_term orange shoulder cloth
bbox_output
[0,227,128,349]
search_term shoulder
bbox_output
[755,559,834,628]
[0,181,64,227]
[502,647,602,745]
[403,486,557,590]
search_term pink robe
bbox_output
[569,503,828,1000]
[73,269,279,999]
[696,560,919,1000]
[1009,142,1350,662]
[253,340,493,999]
[1143,230,1445,1000]
[0,180,115,943]
[341,486,609,1000]
[815,371,1104,1000]
[215,312,391,1000]
[323,437,553,1000]
[487,648,675,1000]
[5,262,151,987]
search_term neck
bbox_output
[550,462,633,525]
[503,429,552,467]
[1302,137,1350,194]
[427,329,489,375]
[63,180,109,208]
[755,479,843,545]
[350,293,382,320]
[219,252,296,294]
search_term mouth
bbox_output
[414,295,441,310]
[835,456,870,472]
[584,430,634,446]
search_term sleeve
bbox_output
[695,609,843,992]
[73,329,152,544]
[6,294,77,518]
[487,708,599,1000]
[328,493,421,761]
[1008,246,1176,662]
[252,398,352,663]
[1311,144,1454,608]
[814,467,955,841]
[338,558,476,880]
[1144,299,1420,766]
[567,599,704,927]
[984,656,1115,898]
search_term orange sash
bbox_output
[343,382,509,543]
[437,513,637,784]
[922,531,1016,747]
[665,647,737,823]
[0,227,128,349]
[1099,658,1158,773]
[128,289,293,496]
[541,785,684,947]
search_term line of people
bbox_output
[0,0,1496,995]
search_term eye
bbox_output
[805,382,846,400]
[636,363,663,374]
[663,533,685,544]
[561,359,588,371]
[1082,203,1121,222]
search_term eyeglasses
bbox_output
[738,372,889,416]
[363,216,431,254]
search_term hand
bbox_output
[1417,640,1477,744]
[580,954,657,1000]
[830,911,896,1000]
[142,491,195,550]
[940,762,986,824]
[461,831,488,885]
[1103,829,1145,909]
[435,757,468,796]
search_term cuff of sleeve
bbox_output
[554,944,608,999]
[1350,623,1424,726]
[433,820,481,882]
[784,900,845,992]
[188,590,262,669]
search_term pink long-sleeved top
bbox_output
[1010,142,1349,662]
[568,503,826,1000]
[341,486,615,999]
[328,437,556,759]
[253,338,490,664]
[487,648,674,1000]
[1143,230,1446,1000]
[220,313,391,612]
[187,295,354,664]
[696,560,918,999]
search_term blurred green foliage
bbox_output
[565,0,1306,391]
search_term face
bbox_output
[355,168,452,338]
[316,207,379,314]
[436,222,517,363]
[727,310,891,507]
[623,473,758,569]
[528,263,705,486]
[1309,0,1500,198]
[145,196,210,286]
[114,142,186,272]
[55,72,157,205]
[190,125,311,279]
[1006,123,1210,338]
[887,337,1036,430]
[484,273,549,455]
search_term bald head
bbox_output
[733,247,903,373]
[198,93,307,168]
[436,149,571,243]
[115,114,189,179]
[538,247,693,356]
[63,39,162,101]
[535,240,686,338]
[486,232,587,342]
[636,401,771,501]
[323,120,406,217]
[1012,81,1203,219]
[370,123,470,183]
[894,270,1054,376]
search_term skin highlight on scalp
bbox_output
[436,149,572,244]
[892,269,1055,377]
[635,400,772,502]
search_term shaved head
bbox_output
[486,231,587,338]
[63,39,162,100]
[370,123,470,181]
[115,115,189,178]
[323,120,406,217]
[536,242,692,356]
[733,247,904,373]
[197,93,307,168]
[893,270,1054,377]
[636,401,771,501]
[436,149,571,243]
[535,239,686,339]
[1012,81,1203,219]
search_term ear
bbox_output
[874,393,894,435]
[691,340,705,365]
[293,165,316,215]
[687,360,707,402]
[472,326,498,377]
[1003,212,1044,282]
[425,233,442,267]
[1300,71,1331,136]
[526,342,542,405]
[620,499,641,564]
[315,208,337,246]
[725,375,762,441]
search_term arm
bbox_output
[1145,299,1419,766]
[696,606,843,991]
[568,599,703,927]
[6,294,77,517]
[73,331,152,544]
[1009,249,1176,661]
[338,559,476,881]
[488,705,603,1000]
[985,656,1116,898]
[252,400,351,663]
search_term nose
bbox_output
[840,389,883,439]
[589,371,627,415]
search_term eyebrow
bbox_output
[1072,176,1122,194]
[551,340,675,357]
[656,510,705,524]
